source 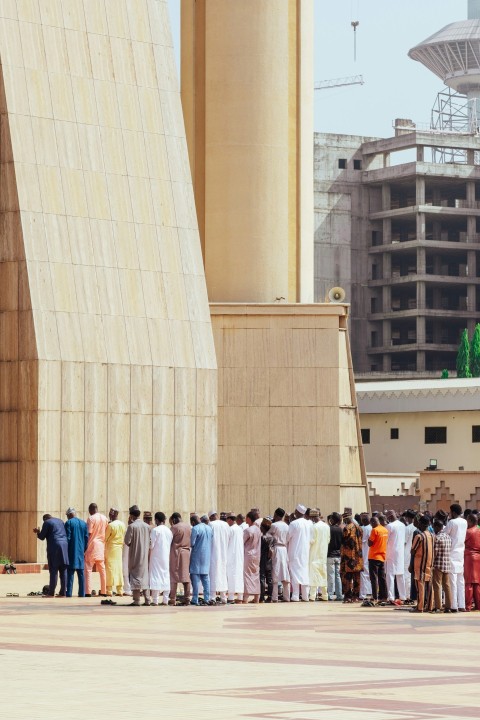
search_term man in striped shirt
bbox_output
[409,515,434,613]
[431,518,453,613]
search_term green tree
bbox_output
[456,328,472,378]
[440,369,449,379]
[471,323,480,378]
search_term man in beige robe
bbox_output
[105,508,126,597]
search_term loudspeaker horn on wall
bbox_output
[325,286,346,303]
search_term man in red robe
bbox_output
[464,513,480,611]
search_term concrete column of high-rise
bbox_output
[382,318,392,347]
[416,146,424,162]
[467,180,476,207]
[467,283,476,312]
[417,350,426,372]
[417,281,426,311]
[382,285,392,315]
[417,315,426,344]
[181,0,314,303]
[382,183,391,211]
[416,177,425,205]
[417,247,426,274]
[467,215,476,241]
[416,212,426,241]
[382,252,391,280]
[382,218,391,244]
[467,249,477,278]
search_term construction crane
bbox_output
[314,75,365,91]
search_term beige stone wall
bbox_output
[361,410,480,474]
[0,0,217,561]
[181,0,314,304]
[211,304,369,516]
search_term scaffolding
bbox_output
[430,88,479,163]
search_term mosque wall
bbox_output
[211,303,369,516]
[0,0,217,562]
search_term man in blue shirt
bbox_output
[65,508,89,597]
[34,514,69,597]
[190,514,213,605]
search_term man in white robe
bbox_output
[308,509,330,601]
[445,503,468,611]
[269,507,290,602]
[208,510,230,604]
[149,512,173,606]
[359,513,372,600]
[287,504,312,601]
[386,510,406,604]
[226,512,244,602]
[403,510,416,600]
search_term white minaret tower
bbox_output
[409,0,480,129]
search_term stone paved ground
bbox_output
[0,572,478,720]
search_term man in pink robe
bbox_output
[84,503,108,597]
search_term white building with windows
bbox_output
[357,378,480,475]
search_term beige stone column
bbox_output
[181,0,314,303]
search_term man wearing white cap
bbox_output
[208,510,230,604]
[287,505,312,601]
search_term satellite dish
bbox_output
[325,287,346,303]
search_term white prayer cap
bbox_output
[66,507,76,515]
[208,509,218,518]
[295,504,307,515]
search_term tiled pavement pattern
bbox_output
[0,572,478,719]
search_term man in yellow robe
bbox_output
[105,508,126,597]
[309,509,330,601]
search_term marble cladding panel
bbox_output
[0,2,218,559]
[213,308,367,516]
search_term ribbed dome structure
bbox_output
[409,20,480,95]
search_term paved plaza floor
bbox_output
[0,572,478,720]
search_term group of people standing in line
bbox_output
[33,502,480,612]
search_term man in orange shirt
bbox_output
[367,515,388,604]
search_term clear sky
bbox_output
[166,0,464,139]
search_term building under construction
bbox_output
[315,2,480,376]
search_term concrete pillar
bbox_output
[382,253,391,280]
[467,215,476,241]
[417,247,426,274]
[181,0,314,303]
[382,352,392,372]
[417,281,426,311]
[382,183,391,211]
[416,177,425,205]
[467,284,476,311]
[416,350,425,372]
[417,146,424,162]
[382,319,392,347]
[467,180,476,208]
[382,218,391,244]
[417,315,426,343]
[382,284,391,312]
[468,250,477,278]
[416,212,425,240]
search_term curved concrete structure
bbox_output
[181,0,314,303]
[0,0,217,561]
